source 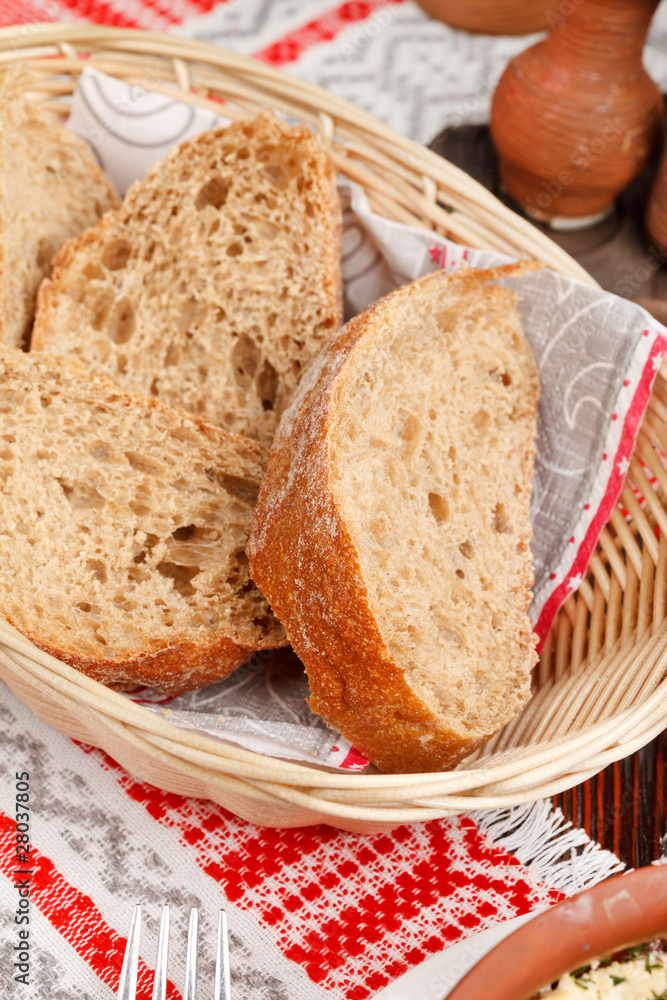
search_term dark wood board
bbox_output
[429,123,667,868]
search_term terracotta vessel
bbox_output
[490,0,663,228]
[446,866,667,1000]
[414,0,557,35]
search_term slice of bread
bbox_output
[248,264,540,773]
[32,111,343,447]
[0,70,119,349]
[0,348,286,694]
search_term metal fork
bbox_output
[117,905,230,1000]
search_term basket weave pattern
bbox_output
[0,23,663,832]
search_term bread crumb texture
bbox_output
[32,111,343,447]
[249,265,539,772]
[0,349,285,693]
[0,68,119,349]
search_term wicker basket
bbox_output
[0,22,665,834]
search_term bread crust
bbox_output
[33,215,122,350]
[16,624,254,696]
[248,264,539,773]
[0,352,286,694]
[0,68,119,349]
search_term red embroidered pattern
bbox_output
[83,747,562,999]
[0,809,181,998]
[51,0,144,28]
[0,0,55,27]
[254,0,408,66]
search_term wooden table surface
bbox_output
[554,735,667,868]
[430,123,667,868]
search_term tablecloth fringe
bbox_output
[470,800,625,895]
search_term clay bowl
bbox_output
[445,866,667,1000]
[414,0,556,35]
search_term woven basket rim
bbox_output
[7,615,664,794]
[0,22,661,829]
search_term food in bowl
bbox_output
[445,867,667,1000]
[536,944,667,999]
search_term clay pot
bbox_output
[445,866,667,1000]
[490,0,663,227]
[414,0,557,35]
[646,143,667,253]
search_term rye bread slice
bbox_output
[0,70,119,349]
[0,348,285,694]
[248,264,540,773]
[32,111,343,447]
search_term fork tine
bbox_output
[117,904,141,1000]
[184,907,199,1000]
[151,905,170,1000]
[214,910,231,1000]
